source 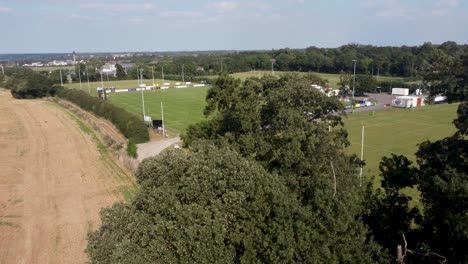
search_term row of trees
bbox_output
[112,41,468,78]
[56,89,149,145]
[38,41,467,88]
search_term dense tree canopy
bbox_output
[3,67,57,98]
[88,146,383,264]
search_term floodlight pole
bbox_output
[140,69,146,119]
[78,68,82,91]
[86,66,90,94]
[182,64,185,83]
[60,70,63,86]
[271,60,274,75]
[360,125,365,187]
[161,101,165,137]
[100,71,104,90]
[137,67,140,86]
[352,59,357,105]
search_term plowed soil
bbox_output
[0,90,133,264]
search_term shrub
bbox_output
[56,88,149,144]
[126,139,138,158]
[7,71,56,99]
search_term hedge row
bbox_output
[56,88,149,144]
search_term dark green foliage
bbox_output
[379,154,417,191]
[115,63,127,80]
[181,74,384,262]
[415,134,468,263]
[453,101,467,135]
[87,146,383,264]
[6,70,56,99]
[126,139,138,158]
[363,155,419,256]
[354,75,378,96]
[131,42,468,79]
[56,88,149,143]
[424,51,468,102]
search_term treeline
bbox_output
[56,89,149,144]
[119,41,468,78]
[40,41,467,86]
[2,67,59,98]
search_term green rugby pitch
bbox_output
[344,103,459,184]
[107,87,209,135]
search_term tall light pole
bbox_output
[60,69,63,86]
[78,67,82,91]
[352,59,357,104]
[140,68,146,119]
[86,66,90,94]
[100,71,104,89]
[181,64,185,83]
[271,59,276,75]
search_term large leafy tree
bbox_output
[115,63,127,80]
[87,146,382,264]
[182,73,384,262]
[5,69,56,99]
[424,50,468,102]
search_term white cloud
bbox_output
[160,11,217,24]
[207,1,238,13]
[432,0,461,16]
[288,0,304,6]
[362,0,414,18]
[122,18,145,24]
[80,2,156,14]
[0,5,12,13]
[247,1,273,11]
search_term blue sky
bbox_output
[0,0,467,53]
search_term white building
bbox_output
[392,96,425,108]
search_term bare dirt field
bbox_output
[0,89,134,264]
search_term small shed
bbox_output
[392,96,425,108]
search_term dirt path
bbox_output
[137,137,182,162]
[0,90,133,264]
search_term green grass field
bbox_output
[30,66,74,72]
[107,87,209,135]
[344,103,459,184]
[67,71,412,98]
[224,71,412,88]
[66,78,184,97]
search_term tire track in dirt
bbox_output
[0,90,134,264]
